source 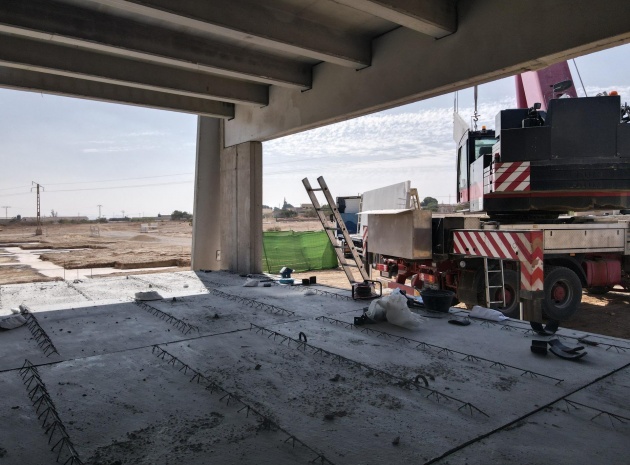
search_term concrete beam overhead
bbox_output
[86,0,372,67]
[225,0,630,145]
[335,0,457,37]
[0,66,234,118]
[0,34,268,106]
[0,0,311,89]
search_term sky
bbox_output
[1,43,630,218]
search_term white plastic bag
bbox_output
[469,305,509,321]
[367,289,426,329]
[366,298,387,321]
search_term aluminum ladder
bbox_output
[409,188,421,210]
[484,257,506,308]
[302,176,369,285]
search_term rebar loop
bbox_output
[315,316,564,386]
[151,345,335,464]
[22,308,59,357]
[211,289,295,316]
[134,301,198,335]
[19,360,84,465]
[249,323,489,418]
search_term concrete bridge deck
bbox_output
[1,271,628,464]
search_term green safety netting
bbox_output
[262,230,338,274]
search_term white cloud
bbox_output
[82,145,158,153]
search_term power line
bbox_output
[46,180,192,193]
[0,185,31,191]
[44,172,194,186]
[0,180,193,196]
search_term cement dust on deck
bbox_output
[0,272,629,464]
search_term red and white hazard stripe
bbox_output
[491,162,530,192]
[453,230,543,292]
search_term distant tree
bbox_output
[50,209,58,217]
[171,210,192,221]
[320,204,333,216]
[282,198,294,210]
[262,204,270,209]
[278,210,297,218]
[420,196,439,212]
[16,214,21,221]
[302,208,318,218]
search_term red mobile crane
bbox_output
[366,62,630,325]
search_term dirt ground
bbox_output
[1,220,629,339]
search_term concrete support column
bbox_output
[220,136,263,273]
[191,116,221,270]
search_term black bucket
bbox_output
[420,289,455,313]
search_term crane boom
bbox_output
[515,61,578,110]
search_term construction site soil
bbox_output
[1,220,628,339]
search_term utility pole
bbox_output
[121,210,125,219]
[31,182,44,235]
[97,204,103,218]
[1,206,10,220]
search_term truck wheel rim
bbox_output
[551,280,571,307]
[495,287,513,308]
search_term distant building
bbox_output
[295,203,314,215]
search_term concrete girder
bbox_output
[0,66,234,118]
[0,0,311,89]
[86,0,372,68]
[225,0,630,146]
[0,34,268,106]
[334,0,456,37]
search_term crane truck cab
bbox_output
[456,126,497,212]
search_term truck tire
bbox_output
[489,269,520,318]
[543,266,582,320]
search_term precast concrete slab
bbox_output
[0,370,63,463]
[292,311,630,391]
[1,271,629,464]
[430,372,630,465]
[124,272,206,295]
[258,316,630,421]
[6,350,313,465]
[64,275,164,303]
[145,293,301,335]
[0,323,63,371]
[161,331,479,464]
[0,280,89,316]
[207,282,367,318]
[15,302,199,362]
